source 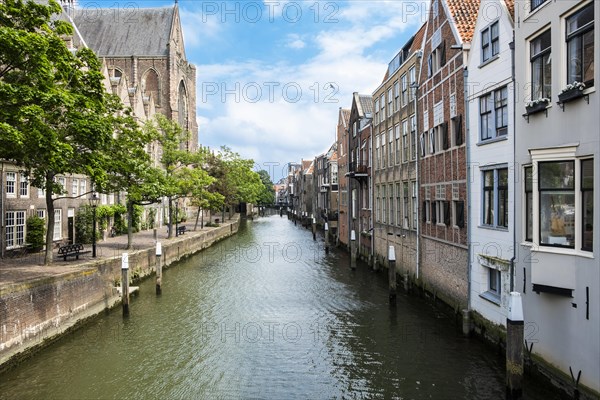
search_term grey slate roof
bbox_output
[358,95,373,116]
[72,7,174,56]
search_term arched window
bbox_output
[111,67,122,79]
[142,68,160,106]
[178,80,189,131]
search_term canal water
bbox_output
[0,216,557,399]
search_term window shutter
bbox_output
[440,40,446,66]
[457,201,465,228]
[420,133,426,157]
[455,114,463,146]
[444,201,451,226]
[427,54,433,77]
[442,122,449,150]
[422,201,427,222]
[432,202,437,224]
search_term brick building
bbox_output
[345,93,373,259]
[417,0,479,309]
[336,108,351,247]
[372,24,425,275]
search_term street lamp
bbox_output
[89,193,100,257]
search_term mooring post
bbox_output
[121,253,130,317]
[156,242,162,295]
[350,230,356,269]
[294,211,297,226]
[388,245,396,302]
[324,222,329,254]
[507,292,524,399]
[312,216,316,241]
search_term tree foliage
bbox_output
[0,0,126,263]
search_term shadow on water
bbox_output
[0,215,559,399]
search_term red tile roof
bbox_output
[503,0,515,20]
[445,0,480,43]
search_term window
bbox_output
[403,182,409,229]
[388,87,393,116]
[488,269,501,298]
[408,67,416,101]
[381,135,386,169]
[382,186,387,224]
[5,211,25,248]
[566,3,594,87]
[530,30,551,100]
[481,21,500,63]
[380,94,386,120]
[429,129,436,154]
[79,179,86,197]
[353,121,357,137]
[410,115,417,160]
[394,81,400,111]
[6,172,16,197]
[388,129,394,168]
[375,135,380,170]
[401,73,408,106]
[480,94,493,140]
[531,0,547,12]
[412,182,417,229]
[375,98,380,125]
[539,161,574,248]
[427,39,446,77]
[402,119,409,162]
[480,87,507,141]
[72,178,79,197]
[524,166,533,241]
[454,201,465,228]
[37,209,46,219]
[494,87,508,136]
[352,189,357,219]
[395,125,401,164]
[376,186,380,222]
[395,183,402,226]
[581,159,593,251]
[17,174,28,197]
[389,184,394,225]
[54,209,62,240]
[482,168,508,228]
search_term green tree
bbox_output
[257,170,275,205]
[0,0,124,264]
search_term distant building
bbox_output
[336,108,351,247]
[372,24,425,276]
[346,93,373,259]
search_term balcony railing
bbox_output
[348,162,368,175]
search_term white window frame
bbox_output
[5,210,26,248]
[6,172,16,198]
[54,209,62,241]
[528,146,593,256]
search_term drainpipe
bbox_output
[414,50,422,281]
[509,37,516,292]
[370,130,374,264]
[464,66,472,312]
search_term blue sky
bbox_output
[79,1,428,182]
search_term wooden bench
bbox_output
[176,226,186,235]
[57,243,90,261]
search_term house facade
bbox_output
[345,93,373,259]
[372,25,425,276]
[417,0,479,309]
[514,0,598,394]
[466,0,515,327]
[336,108,351,247]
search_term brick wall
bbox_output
[0,220,239,370]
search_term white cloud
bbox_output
[195,0,424,181]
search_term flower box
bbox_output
[525,101,549,115]
[558,87,585,104]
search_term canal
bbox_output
[0,216,556,399]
